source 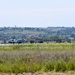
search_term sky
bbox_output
[0,0,75,27]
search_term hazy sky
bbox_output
[0,0,75,27]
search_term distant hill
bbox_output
[0,27,75,43]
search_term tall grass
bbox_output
[0,50,75,72]
[0,43,75,73]
[0,60,75,73]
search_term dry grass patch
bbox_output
[0,71,75,75]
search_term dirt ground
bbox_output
[0,71,75,75]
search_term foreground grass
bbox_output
[1,60,75,73]
[0,50,75,73]
[0,43,75,73]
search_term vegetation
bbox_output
[0,43,75,73]
[0,27,75,74]
[0,43,75,51]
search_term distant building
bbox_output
[8,39,27,44]
[16,39,27,43]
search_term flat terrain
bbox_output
[0,43,75,74]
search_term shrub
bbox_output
[54,60,66,72]
[44,62,54,71]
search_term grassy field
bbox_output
[0,43,75,51]
[0,43,75,74]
